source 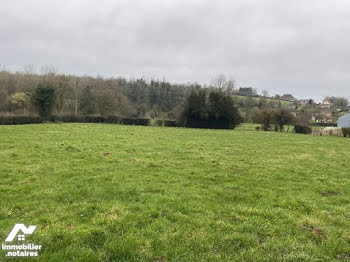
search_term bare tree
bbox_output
[23,64,35,75]
[262,90,269,97]
[211,74,227,90]
[251,108,274,131]
[225,77,235,96]
[40,65,58,84]
[211,74,235,95]
[74,79,79,116]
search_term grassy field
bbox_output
[232,95,294,107]
[0,123,350,261]
[235,123,325,132]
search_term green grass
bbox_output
[236,123,325,132]
[0,123,350,261]
[233,95,294,107]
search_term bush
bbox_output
[105,116,121,124]
[0,116,42,125]
[294,125,312,134]
[120,118,149,126]
[31,83,56,120]
[154,119,164,126]
[154,119,179,127]
[60,115,84,123]
[0,114,153,127]
[185,119,233,129]
[163,120,179,127]
[51,115,110,123]
[181,90,242,129]
[85,116,105,123]
[342,128,350,137]
[272,109,294,132]
[312,123,337,127]
[251,108,274,131]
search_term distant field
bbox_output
[1,124,350,261]
[233,95,294,107]
[236,123,325,132]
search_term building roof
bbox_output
[323,100,333,105]
[337,113,350,128]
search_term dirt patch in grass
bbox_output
[321,191,338,197]
[302,224,325,236]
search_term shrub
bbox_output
[49,115,60,122]
[10,93,30,114]
[120,118,149,126]
[181,90,207,123]
[185,119,233,129]
[152,119,179,127]
[342,128,350,137]
[251,108,274,131]
[312,123,337,127]
[31,83,56,120]
[181,90,242,129]
[50,115,109,123]
[105,116,121,124]
[0,116,42,125]
[272,109,294,132]
[0,114,158,127]
[154,119,164,126]
[60,115,83,123]
[163,120,179,127]
[294,125,312,134]
[207,91,242,129]
[85,116,105,123]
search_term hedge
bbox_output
[294,125,312,134]
[120,118,149,126]
[0,115,177,127]
[105,115,121,124]
[312,123,337,127]
[163,120,179,127]
[185,119,235,129]
[154,119,179,127]
[342,128,350,137]
[0,116,42,125]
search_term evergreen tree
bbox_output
[31,83,56,120]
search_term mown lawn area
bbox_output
[0,123,349,261]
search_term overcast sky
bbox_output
[1,0,350,101]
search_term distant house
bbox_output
[297,99,314,105]
[281,94,295,101]
[320,99,333,109]
[312,111,333,123]
[338,113,350,128]
[238,87,254,96]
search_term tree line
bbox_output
[0,70,295,120]
[1,69,348,130]
[0,70,203,119]
[0,70,246,129]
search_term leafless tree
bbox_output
[262,90,269,97]
[211,74,235,95]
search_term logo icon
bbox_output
[5,224,37,242]
[2,224,42,258]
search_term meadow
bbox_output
[0,123,349,261]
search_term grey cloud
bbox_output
[1,0,350,100]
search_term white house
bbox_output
[338,113,350,128]
[320,100,333,109]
